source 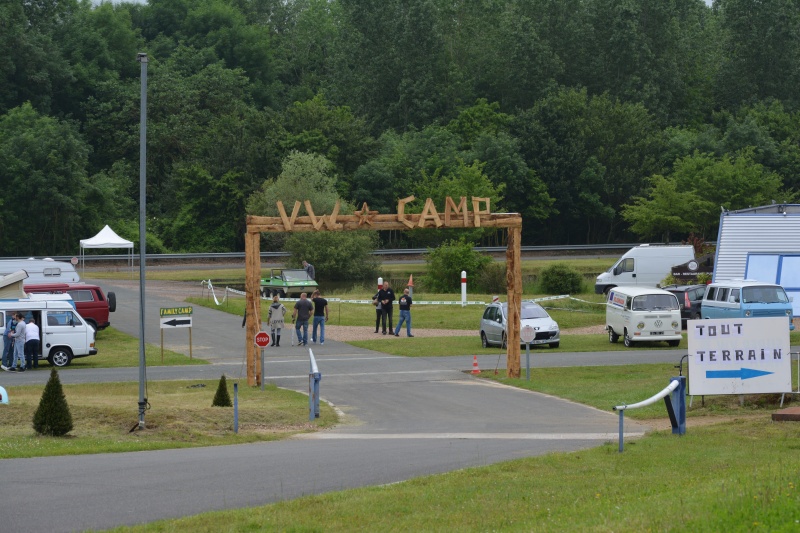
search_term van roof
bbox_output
[0,299,76,310]
[708,279,783,289]
[608,286,678,297]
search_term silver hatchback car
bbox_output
[480,301,560,349]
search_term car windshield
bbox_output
[281,270,312,282]
[520,306,549,319]
[631,294,679,311]
[742,286,789,304]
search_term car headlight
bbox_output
[550,324,558,330]
[745,310,751,317]
[637,322,645,330]
[672,321,679,329]
[786,310,792,316]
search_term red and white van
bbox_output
[23,283,115,331]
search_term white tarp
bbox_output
[79,225,133,273]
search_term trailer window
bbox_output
[43,267,62,277]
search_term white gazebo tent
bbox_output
[79,225,134,275]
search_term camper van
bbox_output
[701,280,794,330]
[24,283,115,330]
[595,245,694,295]
[606,286,682,348]
[0,300,97,367]
[0,259,80,284]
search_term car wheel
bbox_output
[623,330,633,348]
[603,285,615,296]
[481,332,489,348]
[279,290,286,298]
[667,340,680,347]
[107,291,116,313]
[48,348,73,367]
[608,328,619,343]
[501,332,507,349]
[549,342,560,348]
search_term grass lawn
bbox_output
[73,327,208,368]
[0,379,334,459]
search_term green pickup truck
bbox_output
[260,269,318,298]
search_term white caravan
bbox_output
[0,299,97,367]
[595,244,694,295]
[0,259,80,284]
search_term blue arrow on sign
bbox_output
[706,368,774,380]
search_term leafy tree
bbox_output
[33,368,74,437]
[423,239,493,293]
[285,231,380,282]
[623,149,794,241]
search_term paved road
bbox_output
[0,279,651,533]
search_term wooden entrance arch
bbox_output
[245,196,523,385]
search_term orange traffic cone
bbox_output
[471,355,481,375]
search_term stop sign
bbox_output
[255,330,271,348]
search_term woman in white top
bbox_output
[25,317,40,369]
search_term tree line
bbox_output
[1,0,799,256]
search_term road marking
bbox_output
[266,370,464,380]
[295,432,642,440]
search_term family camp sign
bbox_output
[244,196,524,386]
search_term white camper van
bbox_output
[595,245,694,295]
[0,259,80,284]
[0,300,97,367]
[606,286,682,348]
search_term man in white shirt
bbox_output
[25,317,40,369]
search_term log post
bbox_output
[506,225,522,378]
[245,228,261,386]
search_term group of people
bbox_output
[2,313,40,372]
[267,289,328,347]
[373,281,414,337]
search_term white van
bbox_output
[606,286,682,347]
[595,245,694,295]
[0,300,97,367]
[0,259,80,284]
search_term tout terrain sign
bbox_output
[688,317,791,395]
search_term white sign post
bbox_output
[159,307,194,362]
[688,317,791,396]
[521,325,535,381]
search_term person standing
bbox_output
[292,292,314,346]
[310,290,329,344]
[268,295,287,347]
[9,312,27,372]
[377,281,395,335]
[394,288,414,337]
[24,317,40,369]
[373,290,382,333]
[1,313,17,371]
[302,261,315,280]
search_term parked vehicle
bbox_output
[0,258,80,283]
[260,269,318,297]
[701,279,794,330]
[595,245,695,295]
[24,283,115,330]
[662,284,707,327]
[480,301,560,349]
[0,300,97,367]
[606,286,682,347]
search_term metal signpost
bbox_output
[255,330,270,391]
[521,325,535,381]
[159,307,193,362]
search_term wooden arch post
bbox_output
[244,197,523,386]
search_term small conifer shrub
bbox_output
[33,368,74,436]
[212,375,233,407]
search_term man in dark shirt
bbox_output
[377,281,395,335]
[292,293,314,346]
[394,288,414,337]
[310,290,329,345]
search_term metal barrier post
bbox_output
[614,378,681,453]
[618,409,624,453]
[233,382,239,434]
[309,349,322,421]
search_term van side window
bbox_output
[706,287,716,300]
[43,267,62,277]
[67,290,94,302]
[625,297,633,310]
[46,311,83,327]
[729,289,740,303]
[621,258,634,273]
[716,288,729,302]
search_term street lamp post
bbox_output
[137,52,148,429]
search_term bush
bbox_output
[285,231,380,283]
[476,261,507,293]
[423,239,493,293]
[33,368,74,437]
[539,263,583,295]
[212,375,233,407]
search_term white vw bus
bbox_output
[606,286,682,347]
